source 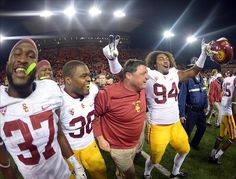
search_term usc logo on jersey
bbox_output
[22,103,29,112]
[69,108,74,116]
[81,103,85,108]
[133,100,141,112]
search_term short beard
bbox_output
[7,70,36,93]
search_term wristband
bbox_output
[0,160,10,168]
[108,57,122,74]
[195,52,207,68]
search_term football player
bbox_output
[209,73,236,164]
[0,39,86,179]
[36,59,53,80]
[60,60,107,179]
[102,35,212,178]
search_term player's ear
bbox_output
[65,77,72,85]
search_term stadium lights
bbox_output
[0,35,55,42]
[40,10,53,18]
[89,7,102,17]
[113,10,126,18]
[163,30,175,39]
[186,35,197,44]
[63,6,76,17]
[0,34,5,43]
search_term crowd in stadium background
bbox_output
[0,0,236,178]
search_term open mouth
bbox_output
[14,63,36,78]
[85,84,90,90]
[15,67,26,77]
[163,64,169,68]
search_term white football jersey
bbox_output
[60,82,98,150]
[0,80,70,179]
[221,76,236,115]
[146,67,180,125]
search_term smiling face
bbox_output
[6,42,37,89]
[154,53,170,75]
[125,64,148,91]
[37,64,53,80]
[65,64,91,97]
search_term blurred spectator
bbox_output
[106,74,114,85]
[207,73,223,127]
[209,69,218,84]
[96,73,107,89]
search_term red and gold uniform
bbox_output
[60,82,107,179]
[0,80,71,179]
[146,67,190,164]
[220,76,236,139]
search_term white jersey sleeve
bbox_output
[221,76,236,115]
[146,67,180,125]
[60,82,98,150]
[0,80,70,179]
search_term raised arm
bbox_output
[103,35,123,79]
[178,40,209,82]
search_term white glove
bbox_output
[201,39,218,57]
[103,35,120,60]
[67,155,87,179]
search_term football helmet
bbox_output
[207,37,233,64]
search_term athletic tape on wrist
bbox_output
[195,53,206,68]
[0,160,10,168]
[108,57,122,74]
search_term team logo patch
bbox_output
[133,100,141,112]
[81,103,85,108]
[69,108,74,116]
[0,107,7,116]
[22,103,29,112]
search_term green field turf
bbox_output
[103,125,236,179]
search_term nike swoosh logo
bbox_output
[41,104,51,111]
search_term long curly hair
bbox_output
[145,50,176,70]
